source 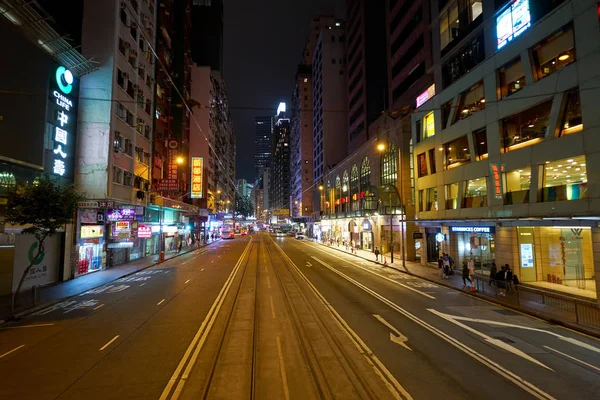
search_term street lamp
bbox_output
[176,156,184,164]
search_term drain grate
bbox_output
[492,309,519,316]
[492,336,516,344]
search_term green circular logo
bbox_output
[28,242,45,265]
[56,66,73,94]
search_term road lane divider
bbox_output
[99,335,120,351]
[0,323,54,330]
[309,255,556,400]
[307,246,436,299]
[185,279,190,284]
[93,304,104,311]
[544,346,600,373]
[273,244,412,400]
[159,239,253,400]
[0,345,25,359]
[157,299,166,306]
[270,295,276,319]
[276,336,290,400]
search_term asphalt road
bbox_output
[1,233,599,400]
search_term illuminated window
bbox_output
[422,111,435,139]
[428,149,437,174]
[335,175,341,213]
[417,153,427,177]
[463,178,487,208]
[501,99,552,151]
[473,128,488,160]
[440,1,459,50]
[444,136,470,169]
[543,155,587,202]
[455,81,485,122]
[350,164,359,211]
[559,88,582,136]
[498,57,525,98]
[380,144,397,186]
[418,190,424,212]
[445,183,459,210]
[532,25,575,80]
[505,167,530,205]
[469,0,483,22]
[426,187,438,211]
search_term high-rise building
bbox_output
[346,0,388,153]
[191,0,224,71]
[312,17,347,185]
[386,0,433,110]
[269,104,291,212]
[254,116,273,178]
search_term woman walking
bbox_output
[462,261,472,289]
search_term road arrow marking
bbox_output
[544,346,600,373]
[373,314,411,351]
[306,261,312,268]
[428,309,553,371]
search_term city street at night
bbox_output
[1,234,600,399]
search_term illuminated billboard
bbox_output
[497,0,531,50]
[191,157,203,198]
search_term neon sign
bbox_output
[46,65,78,179]
[416,84,435,108]
[191,157,203,198]
[490,163,505,200]
[496,0,531,49]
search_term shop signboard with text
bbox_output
[107,208,136,221]
[12,235,61,291]
[191,157,203,198]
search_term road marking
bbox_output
[185,279,190,284]
[276,336,290,400]
[157,299,165,306]
[99,335,120,351]
[0,345,25,359]
[0,323,54,330]
[544,346,600,373]
[428,309,553,371]
[182,261,188,265]
[270,295,276,319]
[93,304,105,310]
[306,261,312,268]
[431,312,600,355]
[273,242,410,400]
[311,255,435,300]
[305,253,554,400]
[161,239,253,400]
[140,283,146,287]
[201,268,204,271]
[267,276,271,288]
[211,261,214,263]
[264,264,268,273]
[373,314,411,351]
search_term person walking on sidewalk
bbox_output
[374,247,380,261]
[442,254,451,278]
[462,261,472,289]
[177,241,183,253]
[468,258,476,291]
[489,262,497,286]
[344,239,349,251]
[496,266,508,296]
[351,239,356,254]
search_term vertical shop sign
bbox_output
[191,157,203,198]
[490,163,505,200]
[45,66,78,179]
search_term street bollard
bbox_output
[160,251,165,261]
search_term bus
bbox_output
[221,220,235,239]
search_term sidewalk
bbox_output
[0,239,220,324]
[315,240,600,337]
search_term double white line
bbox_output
[159,239,253,400]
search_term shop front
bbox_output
[360,219,373,251]
[449,225,496,271]
[517,226,596,297]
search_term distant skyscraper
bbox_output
[254,116,272,178]
[191,0,224,71]
[270,104,291,212]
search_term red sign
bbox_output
[155,179,179,192]
[138,225,152,238]
[490,163,505,200]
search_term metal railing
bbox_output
[473,274,600,330]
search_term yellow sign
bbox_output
[424,111,435,138]
[272,208,290,216]
[191,157,203,198]
[80,225,104,239]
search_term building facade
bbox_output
[412,0,600,300]
[254,116,273,179]
[191,0,224,71]
[270,104,291,212]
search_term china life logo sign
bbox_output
[46,66,78,179]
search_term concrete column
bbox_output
[495,226,518,274]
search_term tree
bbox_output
[234,193,254,220]
[5,175,84,311]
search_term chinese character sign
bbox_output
[45,65,78,179]
[490,163,505,200]
[191,157,203,198]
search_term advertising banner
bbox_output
[12,235,61,291]
[80,225,104,239]
[138,225,152,238]
[191,157,203,198]
[107,208,136,221]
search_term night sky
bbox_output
[223,0,346,182]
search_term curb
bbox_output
[2,239,221,325]
[314,241,600,339]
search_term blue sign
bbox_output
[496,0,531,49]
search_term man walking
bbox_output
[374,247,380,261]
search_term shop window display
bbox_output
[542,155,587,202]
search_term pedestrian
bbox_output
[344,239,349,251]
[489,262,497,286]
[468,258,476,291]
[442,254,451,278]
[337,237,341,247]
[448,254,455,270]
[496,266,508,296]
[177,241,183,253]
[351,240,356,254]
[505,264,514,292]
[374,247,380,261]
[462,261,472,289]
